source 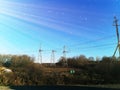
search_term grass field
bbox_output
[0,86,13,90]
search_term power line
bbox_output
[33,35,116,54]
[67,34,115,47]
[0,21,115,52]
[71,42,116,51]
[0,16,117,61]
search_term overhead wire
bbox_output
[0,21,116,55]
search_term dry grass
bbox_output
[43,67,71,72]
[0,86,13,90]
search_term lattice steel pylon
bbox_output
[63,45,68,66]
[113,16,120,57]
[38,45,43,64]
[51,50,56,66]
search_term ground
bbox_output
[1,85,120,90]
[0,86,12,90]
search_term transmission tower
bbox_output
[63,46,68,66]
[38,45,43,64]
[113,16,120,57]
[51,50,56,66]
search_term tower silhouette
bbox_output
[51,50,56,66]
[38,45,43,64]
[113,16,120,57]
[62,46,68,66]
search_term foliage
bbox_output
[1,54,120,85]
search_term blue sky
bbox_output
[0,0,120,62]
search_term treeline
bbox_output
[0,55,43,85]
[58,55,120,84]
[0,54,120,85]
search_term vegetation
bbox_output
[0,54,120,86]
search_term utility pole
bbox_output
[51,50,56,66]
[113,16,120,57]
[63,45,68,66]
